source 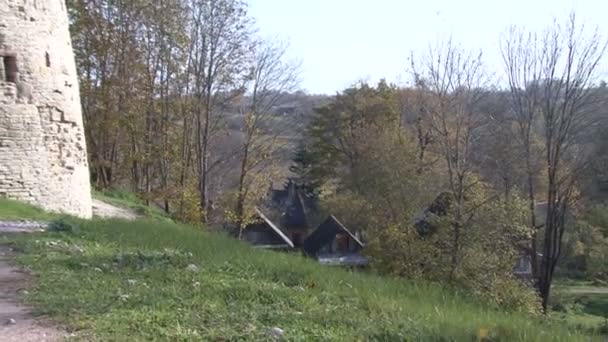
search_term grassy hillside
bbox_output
[552,279,608,335]
[0,199,603,340]
[0,198,59,221]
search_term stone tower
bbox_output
[0,0,92,218]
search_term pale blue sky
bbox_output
[248,0,607,94]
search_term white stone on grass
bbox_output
[185,264,199,272]
[268,327,284,340]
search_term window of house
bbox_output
[291,232,303,247]
[514,255,531,274]
[3,56,18,83]
[335,234,349,252]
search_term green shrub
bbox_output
[95,188,144,204]
[559,218,608,279]
[47,218,80,234]
[474,276,542,316]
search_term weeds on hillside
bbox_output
[6,217,599,341]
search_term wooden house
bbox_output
[242,208,294,250]
[242,180,368,267]
[302,215,368,267]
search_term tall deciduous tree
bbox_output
[411,41,490,279]
[503,14,607,311]
[233,39,300,236]
[186,0,254,222]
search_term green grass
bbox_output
[1,190,170,222]
[0,199,603,340]
[0,198,60,221]
[3,217,602,341]
[552,279,608,335]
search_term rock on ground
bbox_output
[268,326,284,340]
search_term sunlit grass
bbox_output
[0,198,59,221]
[5,214,599,341]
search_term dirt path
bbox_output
[563,286,608,295]
[0,224,65,341]
[92,199,138,220]
[0,200,137,341]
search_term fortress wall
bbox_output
[0,0,92,218]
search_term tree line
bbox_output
[68,0,300,227]
[67,1,608,314]
[296,15,607,313]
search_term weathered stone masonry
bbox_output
[0,0,92,218]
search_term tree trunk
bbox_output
[235,145,249,238]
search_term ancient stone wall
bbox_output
[0,0,92,218]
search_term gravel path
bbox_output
[0,221,47,233]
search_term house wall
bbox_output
[317,233,360,254]
[0,0,92,218]
[284,228,308,247]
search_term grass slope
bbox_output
[3,218,599,341]
[0,199,603,340]
[0,198,59,221]
[552,280,608,335]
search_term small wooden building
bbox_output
[242,208,294,250]
[302,215,368,267]
[241,181,368,267]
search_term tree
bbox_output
[306,80,401,191]
[68,0,189,211]
[68,0,148,189]
[186,0,254,223]
[411,41,491,279]
[502,14,607,311]
[502,25,550,280]
[397,87,439,175]
[232,39,301,236]
[289,143,320,197]
[305,81,441,245]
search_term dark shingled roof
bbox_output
[269,179,317,230]
[413,192,454,235]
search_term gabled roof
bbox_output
[255,207,294,248]
[302,215,364,256]
[269,179,318,230]
[329,215,364,247]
